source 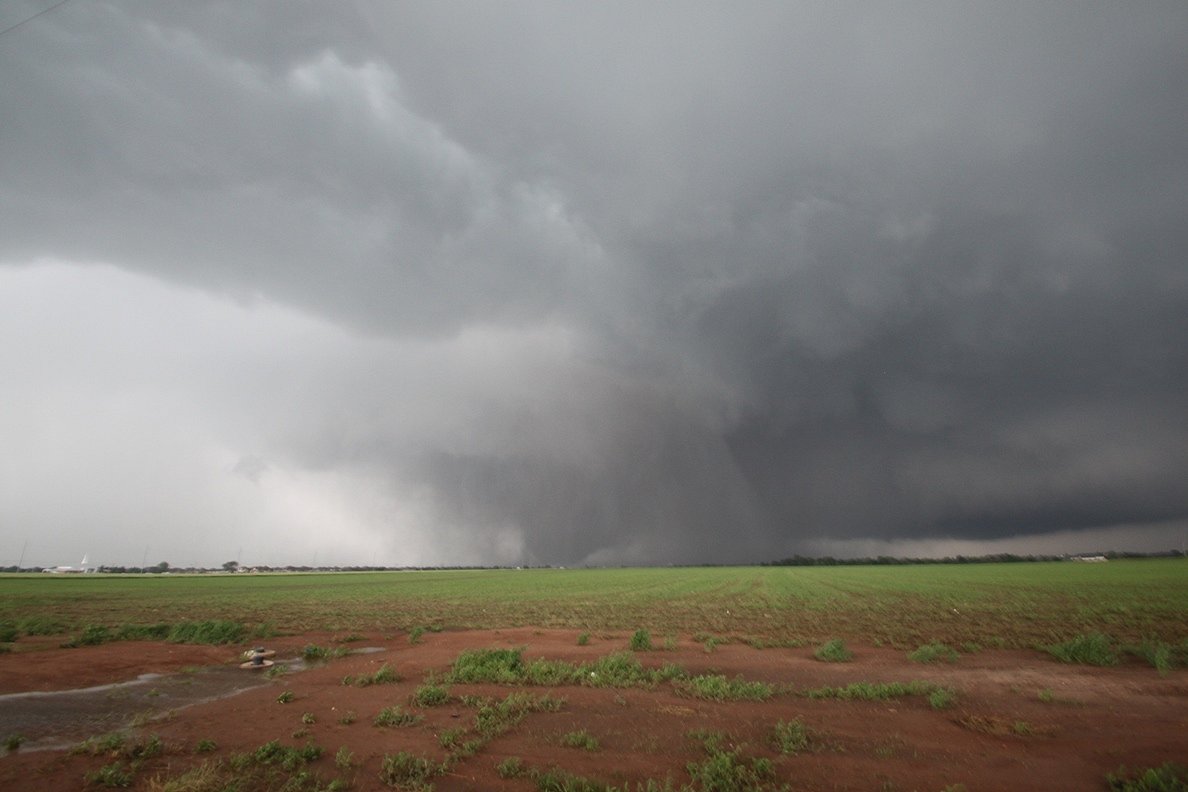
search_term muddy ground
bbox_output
[1,629,1185,791]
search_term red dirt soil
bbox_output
[1,629,1185,791]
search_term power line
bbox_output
[0,0,74,41]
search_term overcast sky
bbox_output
[2,2,1186,568]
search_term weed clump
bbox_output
[343,663,401,687]
[1106,762,1188,791]
[88,761,134,787]
[496,756,527,778]
[772,719,811,755]
[909,642,959,664]
[629,629,653,651]
[686,731,779,791]
[374,706,422,728]
[379,751,441,789]
[1129,641,1175,675]
[560,729,600,751]
[448,648,524,683]
[1045,633,1118,666]
[675,674,774,701]
[414,681,450,707]
[302,644,348,662]
[928,687,957,709]
[814,638,852,662]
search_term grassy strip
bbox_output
[673,674,774,701]
[64,620,248,648]
[908,642,959,664]
[1044,633,1118,666]
[447,647,686,688]
[804,680,956,709]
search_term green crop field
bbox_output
[2,559,1186,648]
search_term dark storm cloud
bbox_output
[2,1,1186,565]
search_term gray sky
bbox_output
[2,1,1186,568]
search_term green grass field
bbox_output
[2,559,1185,647]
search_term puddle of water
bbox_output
[0,660,296,751]
[0,647,387,752]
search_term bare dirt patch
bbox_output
[1,629,1185,790]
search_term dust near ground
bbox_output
[1,629,1185,791]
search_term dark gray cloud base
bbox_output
[2,1,1186,565]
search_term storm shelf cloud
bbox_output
[2,1,1187,568]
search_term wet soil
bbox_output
[0,629,1185,791]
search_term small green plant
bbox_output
[276,691,294,704]
[471,692,565,738]
[1045,632,1118,666]
[301,712,316,724]
[1012,721,1032,736]
[814,638,853,662]
[338,710,356,725]
[379,751,440,789]
[686,731,776,791]
[772,719,810,754]
[675,674,773,701]
[1106,762,1188,791]
[374,706,423,727]
[629,629,652,651]
[448,647,525,683]
[343,663,401,687]
[88,761,134,787]
[577,632,590,646]
[561,729,600,751]
[4,733,24,752]
[697,633,726,653]
[72,732,127,755]
[928,687,957,710]
[414,681,450,707]
[909,642,959,664]
[1130,641,1175,675]
[1038,688,1054,703]
[302,644,348,662]
[335,745,354,769]
[249,738,322,769]
[75,624,113,646]
[195,738,217,753]
[408,626,426,644]
[497,756,527,778]
[438,728,464,749]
